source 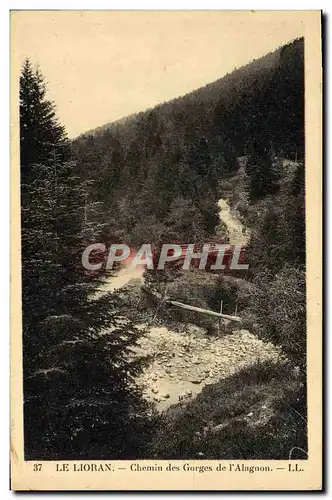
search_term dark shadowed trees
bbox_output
[20,59,68,179]
[20,61,154,460]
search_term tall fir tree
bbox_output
[247,145,280,200]
[20,61,153,459]
[20,59,68,180]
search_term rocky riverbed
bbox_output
[132,325,285,412]
[100,198,284,413]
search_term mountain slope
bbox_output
[71,37,304,246]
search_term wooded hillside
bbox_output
[20,36,306,460]
[72,37,304,246]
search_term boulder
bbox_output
[189,377,203,384]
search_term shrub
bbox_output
[243,265,306,368]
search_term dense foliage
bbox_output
[20,36,306,460]
[20,60,154,459]
[149,361,307,460]
[71,37,306,367]
[71,38,304,246]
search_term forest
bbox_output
[20,37,306,460]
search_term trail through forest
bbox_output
[98,198,248,295]
[217,198,250,245]
[20,39,307,462]
[102,199,281,412]
[98,264,145,294]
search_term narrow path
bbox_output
[217,199,250,245]
[99,199,273,413]
[97,264,145,295]
[98,198,248,297]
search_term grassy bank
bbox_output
[148,361,307,460]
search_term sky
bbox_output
[11,11,307,138]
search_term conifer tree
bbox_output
[20,61,153,460]
[247,147,280,200]
[20,59,68,179]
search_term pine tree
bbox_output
[20,62,154,460]
[22,152,153,459]
[247,147,280,200]
[21,156,100,371]
[20,59,68,179]
[281,161,306,266]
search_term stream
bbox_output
[97,200,281,412]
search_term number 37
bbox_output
[33,464,42,471]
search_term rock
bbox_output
[247,412,253,417]
[189,377,203,384]
[152,387,158,394]
[162,393,170,399]
[212,423,227,432]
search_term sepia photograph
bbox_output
[10,10,322,491]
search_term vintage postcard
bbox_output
[10,10,322,491]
